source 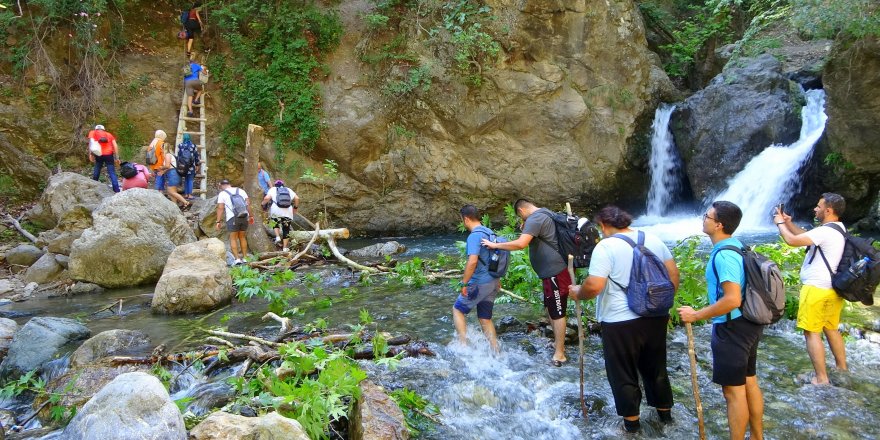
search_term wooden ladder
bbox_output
[174,89,208,199]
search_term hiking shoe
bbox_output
[193,99,201,105]
[274,236,281,244]
[657,409,672,424]
[187,111,194,117]
[234,258,243,266]
[282,247,289,252]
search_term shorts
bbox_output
[164,168,181,188]
[454,280,500,319]
[542,269,571,320]
[184,21,201,39]
[711,317,763,386]
[797,285,844,332]
[185,79,204,97]
[226,216,249,232]
[270,216,293,239]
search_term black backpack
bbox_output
[608,232,675,317]
[813,223,879,305]
[476,230,510,278]
[119,162,138,179]
[535,210,601,268]
[276,187,293,208]
[712,245,786,325]
[176,144,195,175]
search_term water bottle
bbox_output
[851,256,870,276]
[489,251,500,272]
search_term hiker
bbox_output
[261,179,299,252]
[157,146,191,211]
[184,58,207,118]
[678,201,764,440]
[121,162,151,191]
[216,179,254,265]
[177,133,200,200]
[453,205,501,353]
[774,193,848,385]
[87,124,120,193]
[568,206,678,433]
[257,162,272,196]
[481,198,568,365]
[147,130,168,191]
[182,2,203,58]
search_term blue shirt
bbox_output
[257,170,271,194]
[184,62,202,82]
[466,225,496,286]
[706,237,746,324]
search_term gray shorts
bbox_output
[226,216,248,232]
[185,79,204,97]
[454,280,500,319]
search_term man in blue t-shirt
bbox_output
[184,59,207,117]
[678,201,764,440]
[453,204,501,353]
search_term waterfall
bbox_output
[713,88,827,229]
[646,104,681,216]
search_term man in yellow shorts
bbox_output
[774,193,847,385]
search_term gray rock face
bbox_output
[151,238,233,314]
[68,188,196,288]
[0,318,18,363]
[350,381,409,440]
[189,411,310,440]
[23,253,64,284]
[62,372,186,440]
[196,196,224,238]
[27,172,113,230]
[5,244,44,267]
[69,329,152,368]
[671,54,804,199]
[348,241,407,259]
[68,282,104,295]
[0,317,90,378]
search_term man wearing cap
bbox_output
[216,179,254,265]
[87,124,121,193]
[262,180,299,252]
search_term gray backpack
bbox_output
[712,245,786,325]
[224,189,249,219]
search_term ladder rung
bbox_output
[182,117,207,122]
[182,131,204,135]
[192,189,207,194]
[195,174,206,179]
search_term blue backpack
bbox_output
[477,231,510,278]
[608,231,675,317]
[180,10,190,25]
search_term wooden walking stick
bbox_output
[686,322,706,440]
[568,255,588,420]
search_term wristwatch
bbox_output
[458,281,465,287]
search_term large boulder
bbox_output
[151,238,233,314]
[350,381,409,440]
[196,196,224,238]
[671,54,803,199]
[23,253,64,284]
[69,329,151,368]
[68,189,196,288]
[348,241,407,259]
[39,364,149,420]
[0,317,90,378]
[188,411,310,440]
[0,132,51,203]
[26,172,113,229]
[62,372,186,440]
[5,244,44,267]
[0,318,18,363]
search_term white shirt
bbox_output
[800,222,846,288]
[266,186,295,219]
[588,230,674,323]
[216,187,248,221]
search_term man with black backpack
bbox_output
[481,199,569,366]
[215,179,254,266]
[568,206,679,433]
[453,205,505,353]
[261,180,299,252]
[774,193,848,385]
[679,201,765,440]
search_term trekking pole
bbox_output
[568,255,588,421]
[685,322,706,440]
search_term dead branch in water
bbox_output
[3,214,37,243]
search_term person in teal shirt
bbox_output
[257,162,271,196]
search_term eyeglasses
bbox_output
[703,213,719,222]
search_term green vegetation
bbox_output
[390,387,440,437]
[114,112,140,162]
[301,159,339,225]
[0,369,78,424]
[230,265,300,315]
[791,0,880,40]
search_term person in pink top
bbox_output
[122,163,152,190]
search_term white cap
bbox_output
[95,124,105,130]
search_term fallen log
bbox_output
[326,236,380,273]
[3,214,37,243]
[351,341,436,359]
[289,228,349,241]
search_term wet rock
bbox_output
[67,282,104,295]
[69,329,151,368]
[5,244,44,267]
[26,172,113,230]
[151,238,233,314]
[189,411,309,440]
[182,381,236,416]
[62,372,186,440]
[23,253,64,284]
[40,364,149,419]
[0,318,18,362]
[671,54,803,199]
[69,188,196,288]
[497,316,521,333]
[0,317,90,379]
[0,408,15,430]
[865,331,880,345]
[350,380,409,440]
[0,279,19,295]
[348,241,407,259]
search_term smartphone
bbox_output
[776,203,784,214]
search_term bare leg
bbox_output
[229,231,241,260]
[823,328,848,371]
[551,317,567,362]
[479,318,499,353]
[745,375,764,440]
[452,308,468,345]
[282,238,290,250]
[239,232,249,259]
[722,384,749,440]
[804,330,830,384]
[167,186,188,206]
[274,227,281,241]
[187,94,194,114]
[187,38,193,53]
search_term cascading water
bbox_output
[713,88,827,229]
[646,104,682,217]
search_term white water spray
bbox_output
[646,104,681,216]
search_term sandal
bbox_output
[551,359,566,367]
[181,202,192,211]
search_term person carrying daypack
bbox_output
[811,223,879,306]
[453,205,503,353]
[183,59,208,117]
[121,162,151,191]
[176,133,200,200]
[774,192,858,386]
[86,124,121,193]
[147,130,167,190]
[536,210,601,269]
[182,2,203,57]
[261,180,299,252]
[569,205,679,433]
[216,179,253,266]
[679,201,765,440]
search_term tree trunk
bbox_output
[287,228,350,241]
[243,124,272,253]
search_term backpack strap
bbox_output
[809,223,846,276]
[710,245,746,323]
[474,229,497,267]
[606,232,643,290]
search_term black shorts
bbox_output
[711,317,764,386]
[541,269,571,320]
[226,216,248,232]
[270,216,293,239]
